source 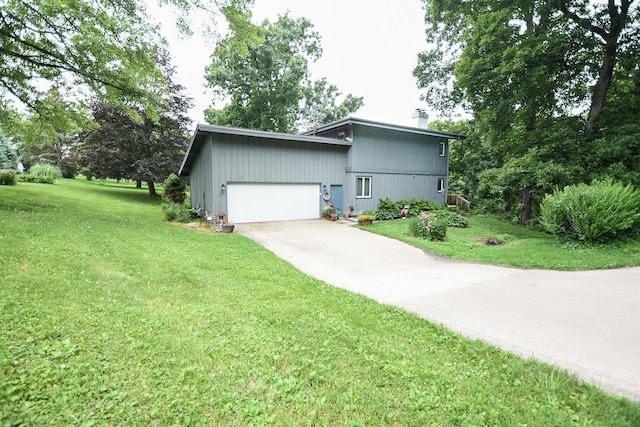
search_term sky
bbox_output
[149,0,434,129]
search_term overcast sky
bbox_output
[150,0,434,128]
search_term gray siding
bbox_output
[347,173,447,213]
[324,124,450,213]
[191,134,348,215]
[189,137,215,213]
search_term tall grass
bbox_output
[28,163,62,179]
[1,179,639,425]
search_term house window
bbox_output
[439,141,446,157]
[356,176,372,198]
[437,178,445,193]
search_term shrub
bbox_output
[162,201,197,223]
[376,208,400,220]
[0,169,17,185]
[377,198,443,219]
[29,163,61,180]
[443,210,469,228]
[540,180,640,244]
[410,211,448,241]
[17,174,55,184]
[406,199,442,214]
[162,173,186,204]
[407,217,420,237]
[61,164,78,179]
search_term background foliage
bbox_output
[204,11,363,133]
[417,0,640,226]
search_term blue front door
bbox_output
[330,185,343,216]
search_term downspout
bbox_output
[444,139,451,206]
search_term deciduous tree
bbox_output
[1,0,166,125]
[204,11,363,133]
[0,0,251,128]
[415,0,640,224]
[78,53,192,195]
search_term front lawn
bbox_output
[363,215,640,270]
[1,179,639,425]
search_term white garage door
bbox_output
[227,183,320,223]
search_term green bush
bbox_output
[0,169,17,185]
[410,211,448,241]
[443,210,469,228]
[162,173,186,204]
[407,217,420,238]
[61,164,78,179]
[162,202,197,223]
[377,197,443,219]
[540,180,640,244]
[17,174,55,184]
[29,163,61,180]
[376,208,400,220]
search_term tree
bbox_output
[558,0,638,132]
[204,11,363,133]
[162,173,186,204]
[415,1,638,132]
[14,87,88,175]
[0,0,252,130]
[0,132,18,169]
[415,0,640,224]
[78,53,192,195]
[0,0,167,125]
[298,78,365,132]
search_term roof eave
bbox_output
[302,116,466,140]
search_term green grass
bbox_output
[1,179,639,425]
[364,215,640,270]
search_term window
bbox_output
[439,141,446,157]
[356,176,372,198]
[437,178,445,193]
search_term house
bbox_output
[178,116,463,223]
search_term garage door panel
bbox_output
[228,183,320,223]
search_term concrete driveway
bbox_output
[237,219,640,401]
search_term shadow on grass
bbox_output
[81,179,162,206]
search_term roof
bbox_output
[302,116,466,140]
[178,123,351,176]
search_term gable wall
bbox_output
[344,124,450,213]
[191,133,348,216]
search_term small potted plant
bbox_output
[357,213,374,226]
[323,203,337,220]
[217,211,226,221]
[345,205,355,218]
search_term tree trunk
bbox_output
[585,39,617,133]
[561,1,631,133]
[55,141,63,171]
[503,189,512,213]
[519,186,533,226]
[136,180,142,188]
[147,181,157,196]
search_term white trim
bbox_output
[439,141,446,157]
[356,176,372,199]
[437,177,445,193]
